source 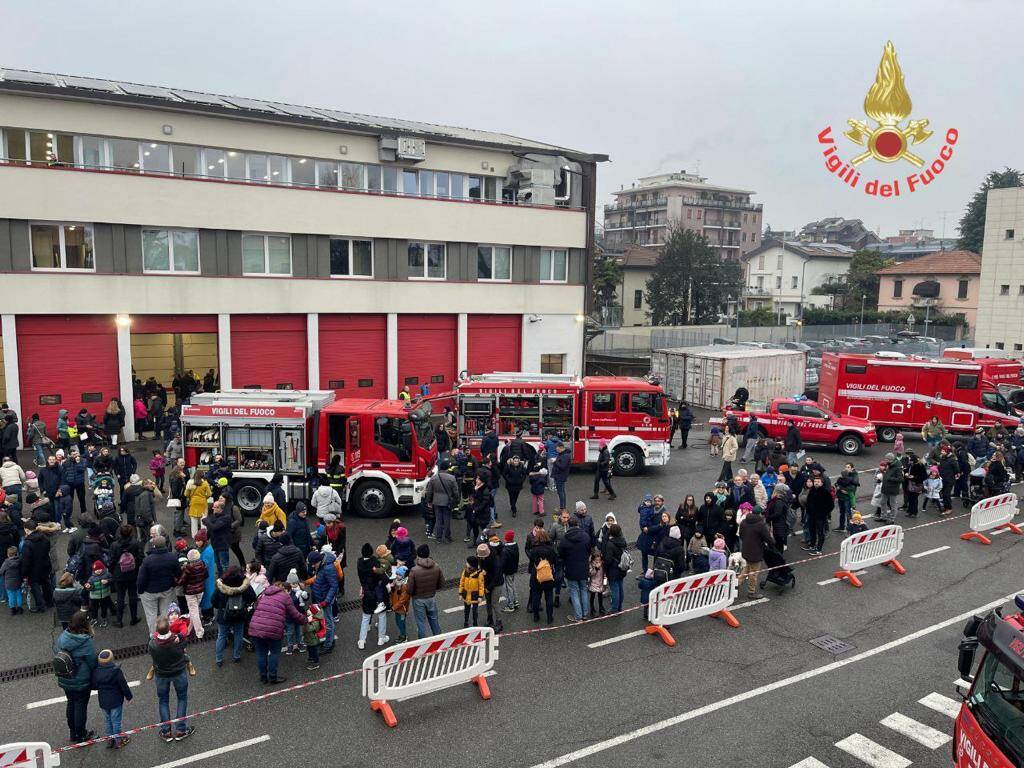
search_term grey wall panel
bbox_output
[0,220,12,271]
[92,223,114,273]
[522,246,541,283]
[315,235,330,278]
[198,230,218,276]
[110,224,128,273]
[569,248,586,284]
[215,231,229,275]
[10,221,29,271]
[393,239,408,280]
[512,245,528,283]
[123,225,143,274]
[226,232,242,275]
[290,234,308,278]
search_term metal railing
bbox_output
[605,197,668,211]
[682,196,762,212]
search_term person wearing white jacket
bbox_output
[0,458,27,496]
[309,483,343,520]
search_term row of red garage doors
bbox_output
[15,314,521,428]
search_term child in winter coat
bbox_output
[709,427,722,457]
[389,565,410,642]
[501,529,520,612]
[894,432,905,456]
[53,571,85,629]
[708,537,728,571]
[179,549,208,639]
[303,603,326,671]
[923,467,943,513]
[760,466,778,498]
[146,604,195,680]
[588,549,606,616]
[835,463,860,531]
[374,544,395,613]
[246,560,268,595]
[93,648,133,749]
[0,546,23,615]
[458,555,485,628]
[85,559,113,626]
[149,451,167,494]
[284,569,308,654]
[55,483,74,531]
[528,466,548,517]
[847,511,868,535]
[688,531,710,572]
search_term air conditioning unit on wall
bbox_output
[379,135,426,162]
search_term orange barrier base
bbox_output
[834,569,863,588]
[472,674,492,700]
[371,699,398,728]
[884,558,906,575]
[711,609,740,628]
[960,531,992,546]
[645,624,676,647]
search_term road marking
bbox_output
[527,590,1020,768]
[835,733,911,768]
[587,630,646,649]
[27,680,141,709]
[731,597,770,610]
[990,528,1009,536]
[147,735,270,768]
[880,711,951,749]
[444,599,487,614]
[788,759,830,768]
[918,692,960,719]
[817,570,866,586]
[911,545,951,559]
[955,677,971,689]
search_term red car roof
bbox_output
[323,398,413,417]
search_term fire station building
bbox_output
[0,68,604,442]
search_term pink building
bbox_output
[875,250,981,333]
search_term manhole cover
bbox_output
[810,635,855,655]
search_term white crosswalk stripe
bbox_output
[835,733,911,768]
[880,711,951,749]
[787,759,830,768]
[911,545,950,559]
[918,692,960,719]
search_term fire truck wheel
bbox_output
[353,480,394,519]
[234,480,267,517]
[837,434,863,456]
[876,426,899,443]
[613,445,644,477]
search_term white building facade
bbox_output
[740,240,855,318]
[975,187,1024,354]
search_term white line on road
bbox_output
[911,545,951,559]
[918,692,960,719]
[587,630,646,649]
[27,680,141,709]
[817,570,866,586]
[730,597,770,610]
[147,735,270,768]
[880,711,951,749]
[955,677,971,689]
[444,600,487,614]
[835,733,911,768]
[787,759,831,768]
[527,590,1020,768]
[990,528,1009,536]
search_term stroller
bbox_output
[759,545,795,591]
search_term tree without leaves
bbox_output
[644,227,741,325]
[957,168,1023,253]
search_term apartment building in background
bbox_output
[875,250,981,332]
[740,239,855,317]
[798,217,881,250]
[0,68,605,442]
[603,170,763,261]
[975,187,1024,354]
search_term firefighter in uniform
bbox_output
[325,455,348,515]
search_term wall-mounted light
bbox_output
[115,314,131,328]
[574,314,586,323]
[528,314,542,323]
[480,161,489,170]
[339,145,348,155]
[162,124,173,136]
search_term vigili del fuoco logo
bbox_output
[817,41,958,198]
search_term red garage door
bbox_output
[468,314,521,375]
[398,314,456,395]
[319,314,387,398]
[18,315,120,431]
[231,315,308,391]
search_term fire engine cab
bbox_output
[454,373,671,476]
[180,390,436,519]
[955,597,1024,768]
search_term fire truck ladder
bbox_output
[468,372,578,384]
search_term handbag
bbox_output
[166,498,181,509]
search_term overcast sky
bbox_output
[2,0,1020,239]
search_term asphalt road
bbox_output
[4,425,1021,768]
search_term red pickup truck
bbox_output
[709,397,878,456]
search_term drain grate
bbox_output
[810,634,855,655]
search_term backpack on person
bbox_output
[224,593,247,623]
[53,649,77,679]
[65,552,83,580]
[534,558,553,583]
[652,555,675,584]
[117,549,136,574]
[617,549,634,574]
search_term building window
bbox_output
[467,176,482,201]
[247,153,287,184]
[958,279,969,299]
[140,142,171,174]
[1007,229,1016,240]
[633,289,643,309]
[171,145,200,176]
[340,162,365,192]
[893,279,903,298]
[110,138,140,172]
[142,229,200,273]
[1001,284,1010,296]
[791,275,798,289]
[686,209,692,219]
[756,276,764,289]
[540,354,565,374]
[242,234,292,276]
[540,248,569,283]
[290,157,315,187]
[757,254,764,270]
[776,254,783,270]
[316,160,339,189]
[408,242,446,279]
[752,232,757,242]
[77,136,107,169]
[477,245,512,281]
[435,172,450,198]
[996,342,1005,350]
[30,223,95,271]
[402,169,418,196]
[1016,344,1023,352]
[1019,285,1024,297]
[329,237,374,278]
[775,276,782,289]
[743,232,748,243]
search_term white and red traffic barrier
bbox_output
[0,743,57,768]
[961,493,1022,545]
[834,524,905,588]
[361,627,498,727]
[645,569,739,647]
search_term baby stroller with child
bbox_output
[759,544,795,591]
[967,464,1015,504]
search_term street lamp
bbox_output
[860,294,866,336]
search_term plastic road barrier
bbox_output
[361,627,497,727]
[834,524,906,588]
[961,493,1023,545]
[0,743,57,768]
[645,569,739,647]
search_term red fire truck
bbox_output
[453,373,671,476]
[817,353,1019,443]
[941,350,1024,389]
[180,390,436,518]
[954,599,1024,768]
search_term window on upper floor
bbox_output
[776,275,782,289]
[540,248,569,283]
[247,153,287,184]
[477,245,512,281]
[893,279,903,298]
[757,254,765,270]
[791,275,798,289]
[110,138,140,172]
[776,253,783,270]
[541,354,565,374]
[435,171,450,198]
[958,279,969,299]
[468,175,482,201]
[316,160,339,189]
[1001,284,1010,296]
[140,142,170,174]
[142,229,200,274]
[633,289,643,309]
[329,237,374,278]
[402,169,418,196]
[30,222,95,271]
[171,145,200,176]
[242,233,291,276]
[408,242,446,279]
[291,157,315,187]
[1006,229,1015,240]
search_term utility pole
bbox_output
[937,210,954,244]
[860,293,867,336]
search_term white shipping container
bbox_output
[651,346,806,410]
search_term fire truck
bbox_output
[817,353,1019,443]
[954,597,1024,768]
[180,390,436,518]
[453,373,671,476]
[941,350,1024,389]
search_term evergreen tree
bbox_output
[644,227,741,325]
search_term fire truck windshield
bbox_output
[968,651,1024,762]
[409,410,435,448]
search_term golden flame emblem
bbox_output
[845,41,932,166]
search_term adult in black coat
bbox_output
[939,449,961,512]
[469,479,493,545]
[38,456,62,500]
[654,530,687,578]
[526,531,558,623]
[765,493,790,550]
[556,517,591,602]
[696,493,724,543]
[21,520,54,611]
[722,477,755,511]
[481,541,505,629]
[266,534,307,583]
[804,478,834,554]
[480,430,499,461]
[108,525,143,627]
[501,456,528,518]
